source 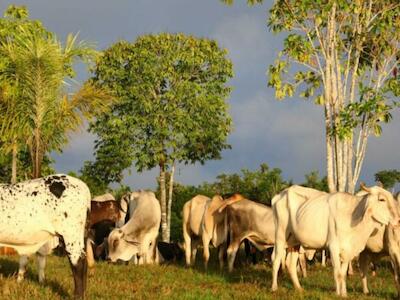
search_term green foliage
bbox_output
[88,33,233,184]
[375,169,400,190]
[210,163,290,204]
[73,162,110,196]
[302,170,328,192]
[336,87,394,139]
[0,147,54,183]
[0,4,112,179]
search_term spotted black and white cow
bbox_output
[0,174,91,299]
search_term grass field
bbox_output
[0,253,397,299]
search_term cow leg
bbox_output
[150,240,159,264]
[389,250,400,298]
[202,234,211,271]
[17,255,29,282]
[339,260,349,297]
[394,259,400,299]
[86,239,95,269]
[321,249,327,267]
[287,250,303,291]
[37,253,47,283]
[271,241,286,291]
[63,233,88,299]
[348,259,354,276]
[359,250,370,294]
[329,243,342,296]
[218,242,226,270]
[68,252,88,299]
[191,239,199,267]
[371,262,376,277]
[298,252,307,278]
[140,240,150,264]
[227,240,240,273]
[183,229,192,267]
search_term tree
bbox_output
[0,5,113,180]
[223,0,400,194]
[0,147,54,183]
[89,33,233,242]
[375,169,400,191]
[269,0,400,194]
[0,5,47,183]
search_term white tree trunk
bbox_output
[166,164,175,243]
[159,163,168,242]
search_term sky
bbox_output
[1,0,398,190]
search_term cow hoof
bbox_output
[271,286,278,292]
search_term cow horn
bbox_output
[376,181,383,188]
[360,182,371,193]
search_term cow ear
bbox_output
[123,234,139,246]
[351,195,371,226]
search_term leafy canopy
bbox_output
[375,169,400,190]
[267,0,400,138]
[89,33,233,183]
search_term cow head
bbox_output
[107,228,140,262]
[359,183,400,227]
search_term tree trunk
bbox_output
[166,164,175,243]
[159,162,168,242]
[34,129,40,178]
[325,106,336,193]
[11,141,18,184]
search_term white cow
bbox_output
[0,174,90,299]
[271,184,400,297]
[182,195,228,270]
[359,193,400,297]
[107,190,161,264]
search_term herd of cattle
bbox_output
[0,174,399,299]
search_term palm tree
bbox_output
[0,27,112,179]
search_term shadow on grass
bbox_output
[178,248,343,295]
[0,257,69,298]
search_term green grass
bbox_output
[0,253,397,299]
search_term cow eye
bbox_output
[113,239,119,249]
[379,198,386,202]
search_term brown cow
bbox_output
[90,200,121,227]
[87,199,125,268]
[219,194,313,275]
[218,194,275,272]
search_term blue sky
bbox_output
[2,0,398,191]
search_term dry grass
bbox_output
[0,253,397,299]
